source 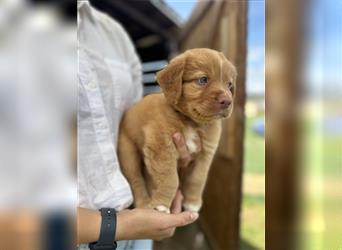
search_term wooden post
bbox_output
[266,0,303,249]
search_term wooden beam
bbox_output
[104,0,173,40]
[179,1,213,42]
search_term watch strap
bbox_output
[89,208,117,250]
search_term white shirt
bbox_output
[78,2,142,210]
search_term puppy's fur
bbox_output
[118,48,237,212]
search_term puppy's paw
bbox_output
[183,203,201,212]
[155,205,170,214]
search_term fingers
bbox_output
[170,190,183,214]
[161,211,199,229]
[172,133,188,157]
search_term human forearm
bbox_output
[77,207,101,244]
[77,204,198,243]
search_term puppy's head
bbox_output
[156,48,237,124]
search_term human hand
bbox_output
[172,132,201,168]
[115,209,198,241]
[116,190,198,241]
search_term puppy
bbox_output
[118,48,237,213]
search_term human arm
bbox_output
[77,191,198,243]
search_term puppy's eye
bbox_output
[227,82,235,95]
[198,76,208,86]
[227,82,234,90]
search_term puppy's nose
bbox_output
[216,94,231,109]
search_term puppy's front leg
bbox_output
[118,132,150,208]
[181,143,217,212]
[143,146,179,213]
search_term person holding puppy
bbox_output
[77,2,199,250]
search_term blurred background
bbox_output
[0,0,341,250]
[0,0,76,249]
[266,0,342,249]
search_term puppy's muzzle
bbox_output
[215,93,232,110]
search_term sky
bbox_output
[164,0,197,22]
[165,0,265,96]
[246,1,265,96]
[305,0,342,97]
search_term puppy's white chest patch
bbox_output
[184,128,199,154]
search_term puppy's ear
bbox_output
[156,54,186,105]
[219,52,238,97]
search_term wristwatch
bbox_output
[89,208,117,250]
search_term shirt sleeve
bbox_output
[100,13,143,103]
[129,48,143,103]
[116,23,143,103]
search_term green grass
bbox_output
[240,194,265,250]
[243,115,265,174]
[240,114,265,250]
[240,110,342,250]
[299,117,342,250]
